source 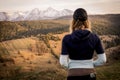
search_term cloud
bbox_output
[0,0,119,14]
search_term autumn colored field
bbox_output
[0,14,120,80]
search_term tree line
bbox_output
[0,21,69,42]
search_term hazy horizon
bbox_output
[0,0,120,14]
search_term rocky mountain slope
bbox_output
[0,7,73,21]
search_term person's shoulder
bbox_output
[64,34,71,38]
[90,32,101,41]
[91,32,99,38]
[63,34,71,41]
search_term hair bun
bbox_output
[73,8,88,21]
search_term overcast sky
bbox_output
[0,0,120,14]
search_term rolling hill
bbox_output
[0,14,120,80]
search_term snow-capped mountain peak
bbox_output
[60,9,73,16]
[0,7,73,21]
[42,7,60,17]
[31,8,40,14]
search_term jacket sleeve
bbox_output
[94,35,107,66]
[93,53,107,67]
[59,36,69,68]
[95,35,104,54]
[59,55,68,68]
[61,36,69,55]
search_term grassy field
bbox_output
[0,14,120,80]
[0,37,67,80]
[0,34,120,80]
[96,61,120,80]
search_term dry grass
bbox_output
[96,62,120,80]
[49,32,69,57]
[0,20,120,80]
[0,37,67,80]
[0,36,120,80]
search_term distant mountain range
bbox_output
[0,7,73,21]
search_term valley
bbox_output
[0,14,120,80]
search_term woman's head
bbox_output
[70,8,91,32]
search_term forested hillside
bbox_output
[0,21,69,42]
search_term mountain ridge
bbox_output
[0,7,73,21]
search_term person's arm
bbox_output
[59,36,69,68]
[93,35,107,67]
[93,53,106,67]
[60,55,68,68]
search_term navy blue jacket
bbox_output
[61,30,104,60]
